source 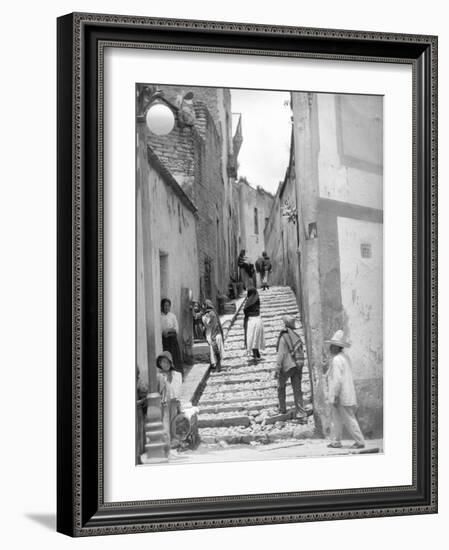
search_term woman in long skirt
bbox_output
[202,299,225,371]
[160,298,183,377]
[244,287,265,360]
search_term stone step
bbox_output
[230,321,299,331]
[201,389,312,407]
[208,369,310,385]
[198,421,314,445]
[259,298,297,305]
[225,328,305,343]
[217,357,310,371]
[199,387,294,405]
[208,371,274,385]
[257,300,298,307]
[224,337,307,351]
[257,301,298,308]
[231,315,299,323]
[198,407,313,429]
[193,285,314,446]
[217,358,279,370]
[202,379,280,394]
[222,348,277,359]
[257,288,294,295]
[198,413,251,428]
[232,308,299,318]
[199,398,296,414]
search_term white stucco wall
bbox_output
[317,94,383,211]
[337,217,383,382]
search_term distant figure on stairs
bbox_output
[255,254,264,288]
[202,300,225,372]
[192,301,205,341]
[238,249,255,290]
[243,287,265,361]
[261,251,272,290]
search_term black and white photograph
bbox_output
[0,0,442,544]
[136,83,383,465]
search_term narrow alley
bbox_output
[136,85,384,465]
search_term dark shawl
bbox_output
[238,251,246,268]
[244,288,260,318]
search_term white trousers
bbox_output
[330,404,365,445]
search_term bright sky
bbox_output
[231,88,292,195]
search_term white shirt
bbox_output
[161,311,178,335]
[326,352,357,407]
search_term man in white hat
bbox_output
[325,330,365,449]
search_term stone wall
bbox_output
[144,85,231,306]
[193,109,228,302]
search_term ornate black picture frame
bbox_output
[57,12,437,536]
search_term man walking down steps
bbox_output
[275,315,309,424]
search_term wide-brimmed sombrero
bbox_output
[324,330,350,348]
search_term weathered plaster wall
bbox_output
[151,85,238,281]
[264,186,283,285]
[136,126,199,387]
[280,168,301,296]
[337,216,383,436]
[217,88,237,279]
[265,165,300,295]
[193,111,227,301]
[317,94,383,210]
[267,91,384,437]
[291,93,330,435]
[313,94,384,436]
[237,180,274,263]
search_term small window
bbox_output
[254,207,259,235]
[308,222,318,239]
[360,243,372,258]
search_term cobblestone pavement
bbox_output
[196,286,315,446]
[169,438,383,464]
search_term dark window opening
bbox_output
[361,243,372,258]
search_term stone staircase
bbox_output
[197,286,315,445]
